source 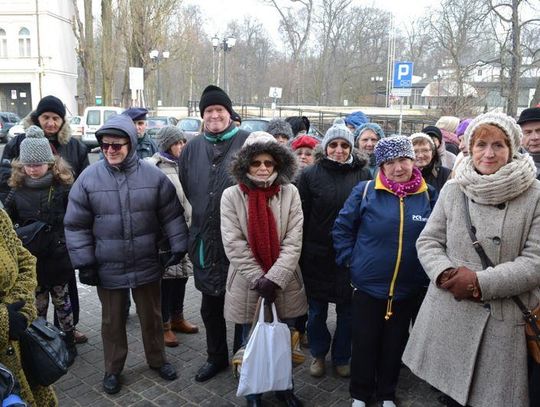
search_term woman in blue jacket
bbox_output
[333,136,436,407]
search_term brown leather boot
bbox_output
[170,314,199,334]
[163,322,179,347]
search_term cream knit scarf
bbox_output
[454,153,537,205]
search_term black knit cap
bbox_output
[422,125,443,142]
[35,95,66,119]
[199,85,233,118]
[517,107,540,125]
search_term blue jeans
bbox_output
[307,298,352,366]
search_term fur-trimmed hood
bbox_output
[230,141,298,188]
[22,112,72,145]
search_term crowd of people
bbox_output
[0,86,539,407]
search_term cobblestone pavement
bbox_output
[53,279,443,407]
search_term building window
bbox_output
[18,27,31,57]
[0,29,6,58]
[477,69,482,76]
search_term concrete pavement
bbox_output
[53,278,443,407]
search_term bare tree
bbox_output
[488,0,540,114]
[72,0,95,110]
[101,0,115,105]
[263,0,314,103]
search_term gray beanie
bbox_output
[156,125,186,153]
[19,125,55,165]
[266,119,294,140]
[322,118,354,151]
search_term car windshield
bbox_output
[104,111,119,121]
[148,118,168,128]
[179,119,200,132]
[239,120,269,132]
[86,111,100,125]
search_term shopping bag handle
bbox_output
[258,299,279,324]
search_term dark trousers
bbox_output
[97,280,165,374]
[201,293,229,366]
[529,357,540,407]
[161,278,187,322]
[54,274,79,327]
[350,289,416,402]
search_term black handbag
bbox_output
[14,220,54,257]
[19,317,69,386]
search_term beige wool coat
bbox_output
[403,180,540,407]
[221,183,308,324]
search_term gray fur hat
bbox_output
[266,119,294,140]
[19,125,55,165]
[374,135,415,166]
[156,125,186,153]
[322,118,355,151]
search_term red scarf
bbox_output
[239,183,281,273]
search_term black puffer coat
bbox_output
[179,124,250,296]
[6,182,73,286]
[64,114,188,290]
[297,151,371,303]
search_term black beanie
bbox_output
[422,125,443,142]
[199,85,233,118]
[35,95,66,119]
[517,107,540,125]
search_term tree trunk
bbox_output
[506,0,521,117]
[101,0,114,106]
[84,0,95,104]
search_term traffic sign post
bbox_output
[392,61,413,135]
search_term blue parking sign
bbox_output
[393,62,413,88]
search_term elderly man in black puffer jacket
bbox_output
[64,114,188,395]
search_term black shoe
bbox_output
[194,361,228,382]
[246,397,262,406]
[103,373,121,394]
[151,362,177,381]
[275,390,303,407]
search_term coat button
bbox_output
[492,237,501,245]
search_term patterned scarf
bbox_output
[379,166,423,198]
[453,154,537,205]
[239,183,281,273]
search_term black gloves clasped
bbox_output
[79,266,100,286]
[253,277,279,303]
[7,301,27,340]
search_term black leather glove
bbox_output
[7,301,27,340]
[164,251,187,268]
[79,266,100,286]
[253,277,279,303]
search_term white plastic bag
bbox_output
[236,302,293,396]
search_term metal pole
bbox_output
[399,97,403,135]
[157,59,162,106]
[223,41,227,94]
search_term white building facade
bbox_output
[0,0,77,118]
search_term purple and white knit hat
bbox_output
[374,135,415,166]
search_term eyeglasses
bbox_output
[328,141,350,149]
[414,148,432,155]
[250,160,275,168]
[100,142,129,152]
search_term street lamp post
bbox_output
[212,36,236,94]
[149,49,169,107]
[370,76,384,106]
[434,74,442,109]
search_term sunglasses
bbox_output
[250,160,275,168]
[100,142,129,152]
[328,141,350,149]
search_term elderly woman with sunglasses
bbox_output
[296,118,371,379]
[221,131,307,406]
[333,136,437,407]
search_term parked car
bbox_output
[81,106,124,147]
[239,118,271,133]
[176,117,203,141]
[146,116,178,137]
[0,112,21,143]
[69,115,83,139]
[7,120,25,142]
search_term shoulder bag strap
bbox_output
[462,193,537,324]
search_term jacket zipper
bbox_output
[385,196,404,320]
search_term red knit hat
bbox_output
[291,135,319,150]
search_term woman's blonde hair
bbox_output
[8,155,75,188]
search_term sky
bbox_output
[185,0,438,46]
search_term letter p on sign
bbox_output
[393,61,414,88]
